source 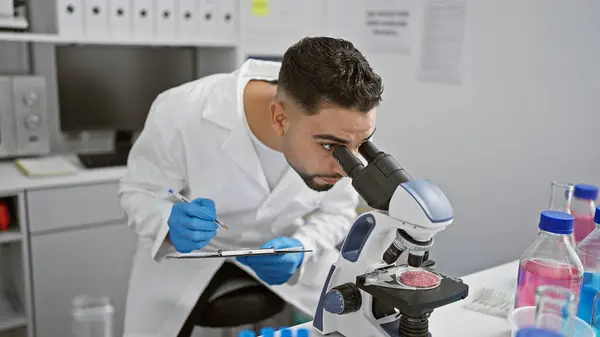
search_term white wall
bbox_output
[326,0,600,276]
[241,0,600,276]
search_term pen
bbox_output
[168,189,229,230]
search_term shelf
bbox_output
[0,32,237,47]
[0,313,27,331]
[0,229,22,244]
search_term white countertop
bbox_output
[0,156,127,194]
[277,260,520,337]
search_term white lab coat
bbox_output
[118,59,359,337]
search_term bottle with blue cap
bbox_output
[571,184,599,244]
[514,210,584,309]
[576,206,600,334]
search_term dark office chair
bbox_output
[179,262,288,337]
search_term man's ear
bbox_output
[270,100,289,136]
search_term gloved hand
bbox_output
[236,237,305,285]
[167,198,218,253]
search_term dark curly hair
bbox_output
[277,37,384,115]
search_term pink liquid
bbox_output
[574,214,595,244]
[516,258,583,308]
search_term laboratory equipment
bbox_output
[71,295,114,337]
[313,140,469,337]
[0,76,50,159]
[535,285,577,334]
[516,328,566,337]
[571,184,599,245]
[549,181,574,213]
[260,327,275,337]
[515,211,584,309]
[576,206,600,334]
[238,327,310,337]
[508,306,594,337]
[548,181,576,247]
[55,45,196,168]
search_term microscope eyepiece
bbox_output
[332,145,364,179]
[358,140,381,163]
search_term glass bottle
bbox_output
[534,285,577,335]
[576,206,600,335]
[549,181,574,213]
[71,295,114,337]
[548,181,575,247]
[571,184,599,245]
[515,211,584,309]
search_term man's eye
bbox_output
[321,144,335,151]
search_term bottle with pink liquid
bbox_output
[571,184,599,245]
[515,211,584,309]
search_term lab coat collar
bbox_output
[203,59,283,194]
[202,59,281,129]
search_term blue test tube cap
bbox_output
[260,327,276,337]
[280,328,293,337]
[239,330,256,337]
[296,328,311,337]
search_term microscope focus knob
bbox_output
[323,283,361,315]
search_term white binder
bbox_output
[216,0,236,41]
[56,0,85,37]
[108,0,131,37]
[196,0,217,41]
[83,0,109,37]
[155,0,176,39]
[131,0,154,38]
[176,0,197,40]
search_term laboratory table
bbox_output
[276,260,520,337]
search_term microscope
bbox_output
[313,141,469,337]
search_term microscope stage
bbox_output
[356,272,469,317]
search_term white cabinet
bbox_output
[0,193,31,337]
[30,221,136,337]
[0,177,137,337]
[26,183,124,233]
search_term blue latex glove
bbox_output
[236,237,305,285]
[167,198,218,253]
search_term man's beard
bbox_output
[289,163,342,192]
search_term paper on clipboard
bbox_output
[165,247,312,259]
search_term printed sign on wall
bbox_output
[364,0,412,54]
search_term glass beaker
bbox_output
[549,181,574,213]
[534,285,577,336]
[71,295,114,337]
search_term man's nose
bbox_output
[332,159,348,177]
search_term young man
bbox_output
[119,36,383,337]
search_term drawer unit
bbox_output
[26,182,125,233]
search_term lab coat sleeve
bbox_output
[292,178,359,274]
[118,92,187,261]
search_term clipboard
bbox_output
[165,247,312,259]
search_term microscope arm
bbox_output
[333,142,454,244]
